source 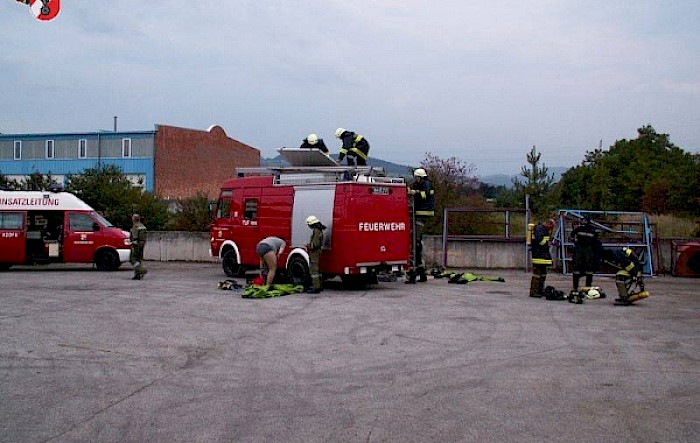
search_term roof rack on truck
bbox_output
[237,148,405,186]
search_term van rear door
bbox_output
[0,212,26,264]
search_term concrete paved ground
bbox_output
[0,263,698,443]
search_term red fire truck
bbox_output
[210,149,411,286]
[0,190,131,271]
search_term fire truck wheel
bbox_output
[0,263,11,271]
[287,255,311,287]
[222,249,241,277]
[95,249,120,271]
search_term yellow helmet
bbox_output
[306,133,318,145]
[306,215,320,226]
[335,128,346,138]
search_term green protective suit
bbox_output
[308,226,324,290]
[130,222,147,278]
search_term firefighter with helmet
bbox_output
[335,128,370,166]
[406,168,435,283]
[304,215,326,293]
[570,216,601,293]
[529,219,555,297]
[607,246,649,304]
[300,133,329,155]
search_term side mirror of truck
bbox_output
[208,202,216,219]
[92,222,101,232]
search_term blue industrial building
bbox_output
[0,130,156,191]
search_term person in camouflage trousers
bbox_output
[130,214,148,280]
[305,215,326,293]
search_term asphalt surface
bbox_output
[0,262,698,443]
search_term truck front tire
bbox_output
[95,249,120,271]
[287,255,311,287]
[222,249,241,277]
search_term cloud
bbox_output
[0,0,698,174]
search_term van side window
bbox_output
[0,212,23,230]
[244,199,258,220]
[69,213,97,232]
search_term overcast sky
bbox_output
[1,0,698,175]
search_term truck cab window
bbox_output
[69,213,97,232]
[217,199,231,219]
[244,199,258,220]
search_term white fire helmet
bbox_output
[306,133,318,145]
[413,168,427,178]
[335,128,346,138]
[586,288,602,299]
[306,215,320,226]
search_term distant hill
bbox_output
[260,156,570,186]
[480,166,570,188]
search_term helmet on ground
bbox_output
[335,128,346,138]
[413,168,427,178]
[306,215,320,226]
[306,133,318,145]
[586,288,601,299]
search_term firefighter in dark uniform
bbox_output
[530,219,555,297]
[406,168,435,283]
[305,215,326,294]
[570,217,600,291]
[607,247,647,303]
[129,214,148,280]
[300,133,330,155]
[335,127,370,166]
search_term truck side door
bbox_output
[63,212,103,263]
[0,212,26,264]
[238,190,261,266]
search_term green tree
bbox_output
[415,153,481,235]
[0,172,20,190]
[512,146,555,218]
[167,192,212,231]
[66,165,168,230]
[20,171,59,191]
[555,125,700,215]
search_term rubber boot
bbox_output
[585,274,593,288]
[529,276,542,297]
[615,279,628,303]
[405,270,417,284]
[572,273,581,291]
[417,267,428,282]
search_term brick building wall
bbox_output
[154,124,260,199]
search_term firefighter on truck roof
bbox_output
[335,128,370,166]
[406,168,435,284]
[300,133,330,155]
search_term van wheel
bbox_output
[95,249,120,271]
[222,249,241,277]
[287,255,311,287]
